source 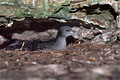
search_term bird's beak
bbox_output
[72,33,80,39]
[71,30,80,39]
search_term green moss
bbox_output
[0,1,14,6]
[98,10,113,22]
[0,0,73,21]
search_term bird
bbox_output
[34,26,80,50]
[0,26,80,51]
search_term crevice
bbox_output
[70,4,119,20]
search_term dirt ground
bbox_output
[0,18,120,80]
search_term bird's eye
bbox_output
[66,29,71,32]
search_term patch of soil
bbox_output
[0,42,120,80]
